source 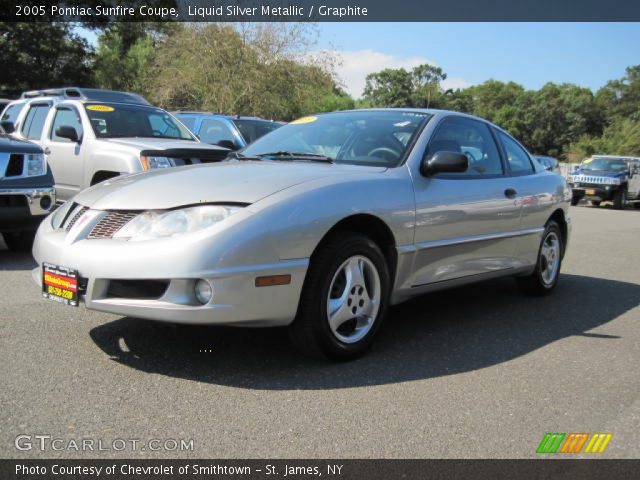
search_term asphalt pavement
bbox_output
[1,205,638,458]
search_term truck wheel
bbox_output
[2,231,36,253]
[288,233,390,360]
[612,188,626,210]
[590,200,601,207]
[516,220,563,296]
[570,197,580,206]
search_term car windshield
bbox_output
[242,110,431,167]
[233,118,282,143]
[581,157,629,172]
[85,103,195,140]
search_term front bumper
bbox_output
[570,185,621,201]
[0,187,56,231]
[31,213,308,326]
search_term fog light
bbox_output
[40,195,52,210]
[194,279,213,305]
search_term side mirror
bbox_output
[216,139,238,150]
[0,121,15,134]
[420,151,469,176]
[55,125,79,143]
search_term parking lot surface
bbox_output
[1,205,639,458]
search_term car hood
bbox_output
[74,161,387,210]
[0,135,42,154]
[105,137,227,152]
[573,169,627,178]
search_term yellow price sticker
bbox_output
[86,105,114,112]
[290,116,317,125]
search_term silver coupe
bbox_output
[32,109,571,359]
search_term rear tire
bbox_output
[590,200,601,207]
[288,233,390,360]
[516,221,563,296]
[2,231,35,253]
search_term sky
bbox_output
[79,22,640,98]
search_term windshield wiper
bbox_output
[226,151,262,161]
[256,151,334,163]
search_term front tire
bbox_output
[570,196,580,206]
[516,221,563,296]
[288,233,390,360]
[2,231,36,253]
[590,200,601,207]
[612,188,626,210]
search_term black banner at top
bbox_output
[3,0,640,22]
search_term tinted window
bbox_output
[243,111,430,167]
[426,116,503,176]
[50,107,83,142]
[21,104,50,140]
[498,131,534,174]
[1,103,25,123]
[198,118,236,145]
[233,119,281,144]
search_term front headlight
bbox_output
[25,153,46,177]
[140,155,174,170]
[113,205,242,241]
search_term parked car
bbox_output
[535,155,561,174]
[0,125,55,252]
[567,155,640,209]
[174,112,283,150]
[32,109,570,359]
[1,88,229,203]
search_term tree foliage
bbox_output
[362,64,447,108]
[0,22,93,96]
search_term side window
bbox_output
[498,131,534,175]
[198,119,236,145]
[1,103,25,123]
[426,117,503,176]
[50,107,83,142]
[21,104,51,140]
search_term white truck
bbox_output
[0,88,229,203]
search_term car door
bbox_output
[41,105,86,201]
[410,115,523,286]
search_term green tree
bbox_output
[0,22,93,97]
[596,65,640,121]
[570,118,640,158]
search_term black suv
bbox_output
[0,125,55,251]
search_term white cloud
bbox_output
[317,49,472,98]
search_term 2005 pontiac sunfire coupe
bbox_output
[33,109,571,359]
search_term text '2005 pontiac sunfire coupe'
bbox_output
[32,109,571,359]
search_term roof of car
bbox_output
[19,87,150,106]
[173,111,280,122]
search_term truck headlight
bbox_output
[25,153,46,177]
[113,205,242,241]
[140,155,174,170]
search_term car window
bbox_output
[50,107,83,142]
[498,132,534,174]
[426,116,503,176]
[232,119,281,144]
[1,103,25,123]
[198,118,236,145]
[177,116,196,131]
[243,111,430,167]
[21,104,51,140]
[85,103,194,140]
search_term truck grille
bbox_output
[5,154,24,177]
[88,211,139,239]
[571,175,619,185]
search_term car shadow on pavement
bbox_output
[89,273,639,390]
[0,246,37,271]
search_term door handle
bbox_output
[43,148,51,155]
[504,188,517,199]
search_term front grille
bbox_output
[5,154,24,177]
[106,279,169,299]
[65,206,89,231]
[88,211,138,239]
[572,175,619,185]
